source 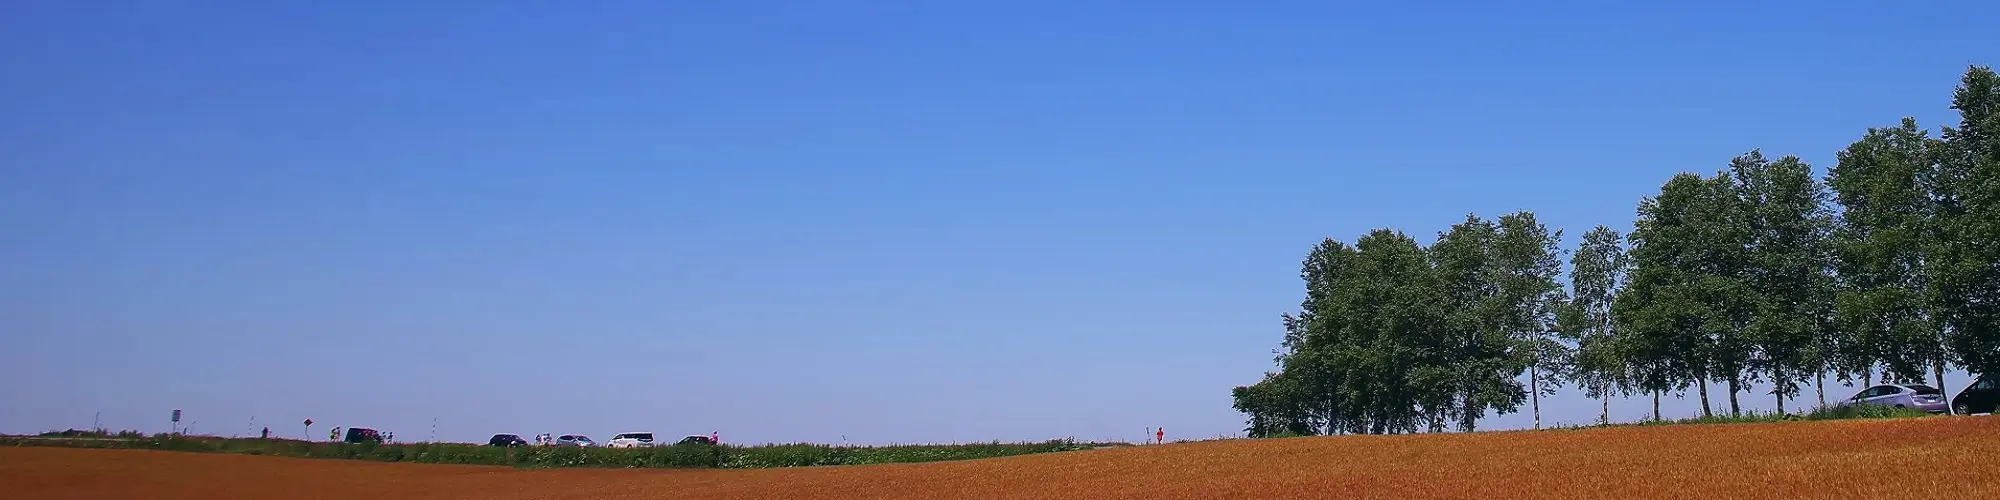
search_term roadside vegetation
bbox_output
[0,431,1107,469]
[1232,65,2000,436]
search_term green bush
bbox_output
[1599,403,1936,428]
[1804,404,1934,420]
[720,439,1089,468]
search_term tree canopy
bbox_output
[1233,65,1999,433]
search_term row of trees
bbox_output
[1231,65,2000,436]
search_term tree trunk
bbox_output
[1653,390,1662,421]
[1815,371,1826,408]
[1600,393,1610,425]
[1695,369,1713,418]
[1459,391,1478,432]
[1727,378,1742,417]
[1776,373,1788,415]
[1935,362,1952,415]
[1531,365,1542,430]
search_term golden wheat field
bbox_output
[5,417,1998,500]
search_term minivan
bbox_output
[606,432,655,448]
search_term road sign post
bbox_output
[304,418,313,439]
[171,409,181,435]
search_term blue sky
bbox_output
[3,1,1995,444]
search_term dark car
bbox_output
[344,427,383,444]
[1951,374,1998,415]
[489,433,529,447]
[676,435,714,446]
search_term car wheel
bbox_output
[1955,403,1970,415]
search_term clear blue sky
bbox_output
[3,1,1995,444]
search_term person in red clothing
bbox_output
[1155,428,1164,444]
[711,431,719,444]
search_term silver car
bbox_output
[1841,383,1949,413]
[554,434,595,447]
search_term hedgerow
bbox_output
[0,432,1100,469]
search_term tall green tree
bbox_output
[1285,239,1359,431]
[1705,159,1759,417]
[1493,212,1570,429]
[1429,215,1525,432]
[1340,228,1452,434]
[1735,152,1835,414]
[1244,230,1473,437]
[1828,118,1942,396]
[1930,65,2000,389]
[1618,172,1749,419]
[1559,225,1629,424]
[1232,371,1320,437]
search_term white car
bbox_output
[605,432,656,448]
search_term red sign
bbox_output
[304,419,313,426]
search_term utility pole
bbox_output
[430,417,437,443]
[93,412,101,433]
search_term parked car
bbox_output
[606,432,656,448]
[1951,374,1998,415]
[343,427,383,444]
[489,433,529,447]
[1841,383,1949,413]
[676,435,714,446]
[554,434,596,447]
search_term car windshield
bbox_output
[1907,385,1941,395]
[496,434,520,439]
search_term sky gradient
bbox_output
[4,1,1997,444]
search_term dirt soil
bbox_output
[6,416,1999,500]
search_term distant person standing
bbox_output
[260,427,270,439]
[711,431,719,445]
[1155,428,1164,444]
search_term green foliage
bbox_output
[1230,64,1998,431]
[721,440,1090,468]
[1931,65,2000,381]
[1565,404,1932,429]
[1617,172,1745,419]
[1802,404,1935,421]
[1430,215,1523,433]
[1233,372,1318,438]
[1245,220,1554,436]
[1736,152,1836,414]
[1561,225,1630,424]
[1493,211,1571,429]
[1830,116,1945,388]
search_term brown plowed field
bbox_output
[7,417,2000,499]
